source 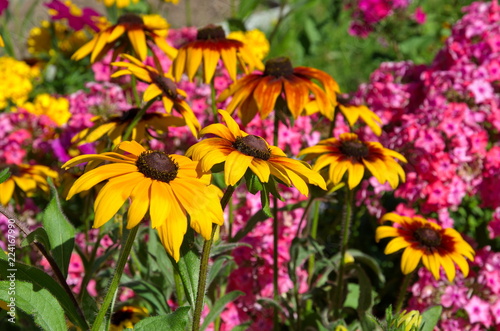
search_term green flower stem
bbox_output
[0,205,89,330]
[122,98,157,142]
[92,225,139,331]
[304,200,321,313]
[394,271,415,313]
[272,195,280,331]
[210,80,219,123]
[333,187,354,319]
[131,75,141,108]
[192,185,236,331]
[174,262,186,306]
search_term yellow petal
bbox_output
[401,247,422,274]
[384,237,411,254]
[127,177,152,229]
[248,158,271,183]
[224,151,253,186]
[0,179,15,205]
[93,172,143,228]
[186,47,203,81]
[107,24,126,43]
[375,226,399,242]
[149,180,171,228]
[156,217,187,262]
[127,29,147,61]
[173,47,187,81]
[202,48,220,83]
[220,47,237,81]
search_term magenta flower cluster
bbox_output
[352,0,500,226]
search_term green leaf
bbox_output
[0,168,10,184]
[0,281,67,331]
[237,0,261,19]
[122,280,170,315]
[201,291,244,331]
[231,321,252,331]
[134,306,190,331]
[42,180,75,278]
[349,249,386,284]
[351,264,373,313]
[420,305,442,331]
[174,229,200,306]
[245,171,264,195]
[0,259,89,330]
[21,227,51,250]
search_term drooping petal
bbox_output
[224,151,253,186]
[127,29,147,61]
[126,177,152,229]
[149,180,171,228]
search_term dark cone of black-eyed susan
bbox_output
[186,110,326,195]
[62,140,223,262]
[172,24,263,84]
[376,213,475,282]
[217,56,340,125]
[298,132,406,189]
[72,13,177,63]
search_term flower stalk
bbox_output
[333,186,354,319]
[192,185,236,331]
[92,225,139,331]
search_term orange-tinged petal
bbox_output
[219,109,242,138]
[283,77,309,118]
[90,31,110,63]
[149,180,171,228]
[156,216,187,262]
[199,123,235,141]
[72,36,98,61]
[199,149,230,172]
[119,140,146,156]
[253,77,282,119]
[152,35,178,59]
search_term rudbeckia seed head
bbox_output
[116,108,140,123]
[264,57,294,77]
[233,135,271,160]
[339,140,369,160]
[136,150,178,183]
[150,73,178,100]
[414,227,442,247]
[117,13,144,26]
[197,25,226,40]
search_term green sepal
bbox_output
[0,168,10,184]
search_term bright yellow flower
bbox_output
[0,164,58,205]
[20,94,71,126]
[395,310,422,331]
[218,57,340,125]
[27,21,89,56]
[110,306,148,331]
[164,0,179,3]
[111,54,201,137]
[71,108,186,148]
[72,13,177,63]
[62,141,224,261]
[376,213,475,282]
[298,132,406,189]
[0,35,4,47]
[227,29,270,61]
[186,110,326,195]
[0,57,39,109]
[173,24,263,84]
[99,0,139,8]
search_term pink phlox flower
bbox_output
[45,0,101,31]
[464,295,492,327]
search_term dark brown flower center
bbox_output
[339,140,369,160]
[414,227,442,247]
[149,73,178,100]
[233,135,271,160]
[197,25,226,40]
[117,13,144,26]
[136,150,178,183]
[111,308,134,326]
[114,108,140,123]
[264,57,294,77]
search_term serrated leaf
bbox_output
[42,180,75,278]
[420,305,442,331]
[0,168,10,184]
[0,281,67,331]
[134,306,190,331]
[201,291,244,331]
[0,259,88,330]
[22,227,51,250]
